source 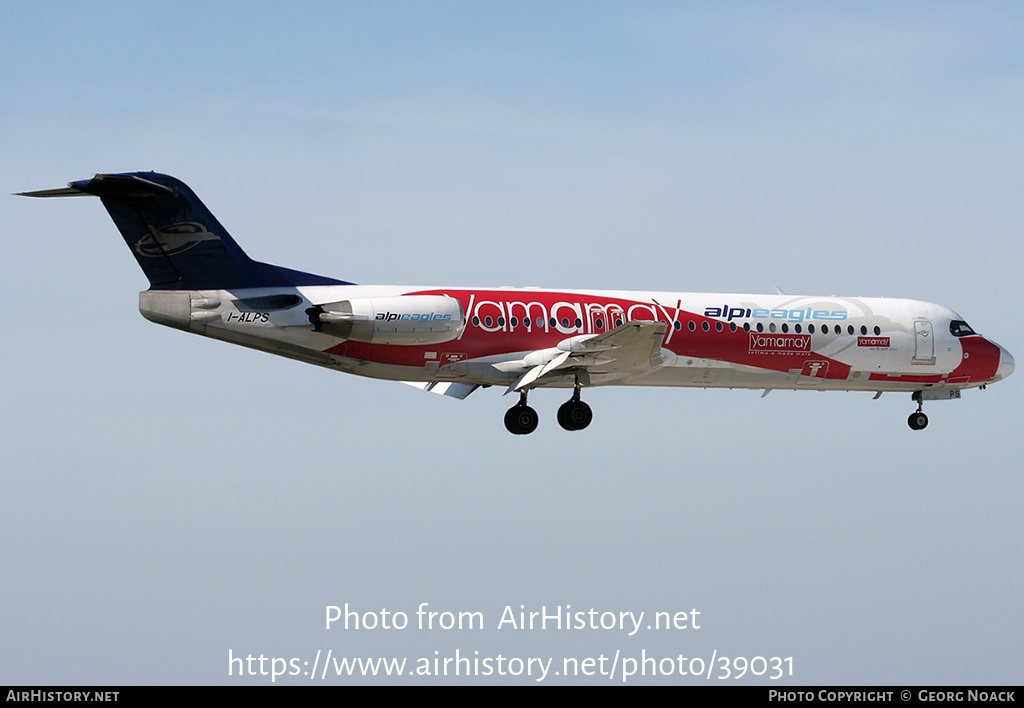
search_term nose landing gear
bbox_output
[908,392,929,430]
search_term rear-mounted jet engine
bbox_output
[307,295,465,346]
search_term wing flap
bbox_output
[509,320,668,393]
[401,381,481,400]
[506,350,572,394]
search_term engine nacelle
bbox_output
[312,295,465,346]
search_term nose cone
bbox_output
[997,344,1015,381]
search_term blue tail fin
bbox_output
[22,172,348,290]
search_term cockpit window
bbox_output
[950,320,976,337]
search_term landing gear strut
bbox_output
[908,392,929,430]
[557,383,593,431]
[504,392,539,435]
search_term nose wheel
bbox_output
[908,393,929,430]
[908,411,929,430]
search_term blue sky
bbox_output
[2,2,1022,684]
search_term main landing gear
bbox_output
[908,392,929,431]
[503,385,594,435]
[504,392,539,435]
[557,387,592,431]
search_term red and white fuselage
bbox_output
[22,172,1013,433]
[141,284,1013,396]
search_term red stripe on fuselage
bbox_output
[323,289,852,377]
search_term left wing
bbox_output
[507,319,669,393]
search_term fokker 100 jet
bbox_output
[20,172,1014,434]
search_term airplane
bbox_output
[19,171,1014,434]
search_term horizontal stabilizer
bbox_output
[16,186,91,198]
[19,174,177,199]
